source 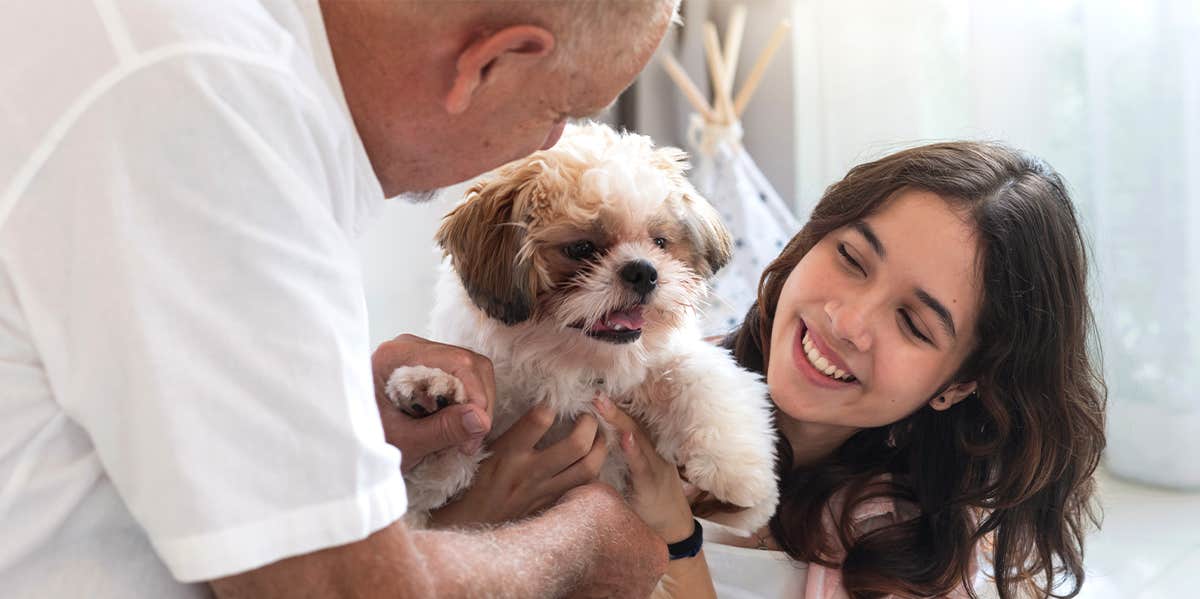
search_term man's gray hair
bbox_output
[556,0,681,70]
[414,1,679,71]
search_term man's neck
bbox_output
[318,0,431,197]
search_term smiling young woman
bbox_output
[604,141,1106,599]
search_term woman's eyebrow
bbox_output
[915,288,957,339]
[852,219,956,338]
[852,221,886,258]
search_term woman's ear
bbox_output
[930,381,978,412]
[444,25,555,114]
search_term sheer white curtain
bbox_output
[787,0,1200,488]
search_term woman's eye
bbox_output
[653,237,668,248]
[837,243,865,275]
[564,240,597,260]
[899,310,933,345]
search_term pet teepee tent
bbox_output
[660,8,798,336]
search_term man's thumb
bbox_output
[425,404,489,453]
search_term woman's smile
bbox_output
[792,320,860,390]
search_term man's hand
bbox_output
[372,334,495,471]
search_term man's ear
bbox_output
[444,25,555,115]
[930,381,978,412]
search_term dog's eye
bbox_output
[564,240,597,260]
[653,237,668,248]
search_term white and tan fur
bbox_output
[392,123,778,532]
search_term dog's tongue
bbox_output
[606,306,645,330]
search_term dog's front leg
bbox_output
[385,365,485,526]
[632,341,779,533]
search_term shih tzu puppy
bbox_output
[388,122,778,532]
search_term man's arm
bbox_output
[210,484,668,599]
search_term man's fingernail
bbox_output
[462,410,486,435]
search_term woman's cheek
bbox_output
[870,358,932,421]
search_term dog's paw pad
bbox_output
[385,366,466,419]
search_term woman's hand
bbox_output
[430,404,609,526]
[593,396,696,544]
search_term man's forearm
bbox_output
[213,515,586,599]
[212,485,667,599]
[412,506,591,598]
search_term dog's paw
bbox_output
[703,485,779,534]
[684,449,779,532]
[683,444,777,512]
[385,365,465,418]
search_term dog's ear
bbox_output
[650,146,734,277]
[681,192,734,277]
[435,162,544,325]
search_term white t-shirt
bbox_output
[0,1,407,596]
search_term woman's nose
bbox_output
[825,299,873,352]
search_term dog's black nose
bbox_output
[619,260,658,296]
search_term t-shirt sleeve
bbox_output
[0,53,405,582]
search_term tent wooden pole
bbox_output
[722,5,747,93]
[702,22,734,125]
[659,53,716,122]
[733,20,790,117]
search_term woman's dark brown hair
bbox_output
[725,142,1106,598]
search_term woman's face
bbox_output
[768,189,983,432]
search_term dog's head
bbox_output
[435,122,732,345]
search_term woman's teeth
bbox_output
[802,330,857,382]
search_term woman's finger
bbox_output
[537,414,601,475]
[593,394,636,432]
[493,404,556,451]
[593,396,659,484]
[542,432,610,497]
[618,428,655,485]
[593,395,657,453]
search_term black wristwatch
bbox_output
[666,519,704,560]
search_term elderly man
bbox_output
[0,1,676,597]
